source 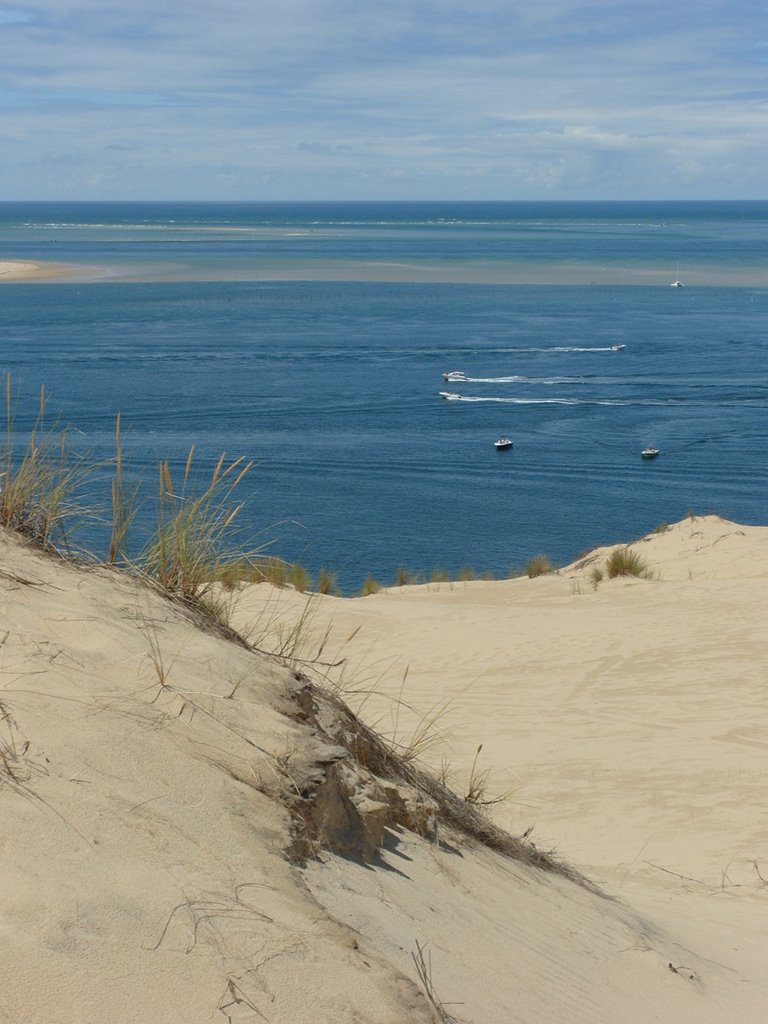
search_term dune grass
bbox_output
[395,565,422,586]
[140,449,255,602]
[605,546,652,579]
[0,375,90,551]
[525,553,554,578]
[316,567,337,595]
[360,574,382,596]
[588,565,604,589]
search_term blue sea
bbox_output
[1,200,767,591]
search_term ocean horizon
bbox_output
[1,199,766,591]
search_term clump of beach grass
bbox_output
[526,553,554,578]
[227,556,317,592]
[588,565,604,589]
[316,567,337,595]
[463,744,509,807]
[140,447,254,602]
[395,565,421,587]
[605,546,652,579]
[250,556,290,588]
[360,574,382,596]
[0,375,89,551]
[288,562,311,593]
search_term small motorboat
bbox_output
[641,446,659,459]
[495,437,513,450]
[442,370,468,381]
[611,344,626,351]
[438,391,462,401]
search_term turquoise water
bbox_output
[1,201,767,589]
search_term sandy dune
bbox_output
[1,515,767,1022]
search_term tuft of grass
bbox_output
[316,567,337,595]
[140,448,254,602]
[605,546,651,579]
[526,553,553,578]
[395,696,454,767]
[395,565,420,587]
[137,615,178,700]
[463,744,509,807]
[457,565,476,581]
[411,942,460,1024]
[250,594,333,668]
[288,562,311,593]
[0,375,89,551]
[213,560,251,591]
[588,565,604,589]
[360,574,382,596]
[429,566,450,584]
[195,587,239,629]
[252,556,289,588]
[0,698,30,787]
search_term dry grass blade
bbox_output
[411,941,463,1023]
[463,744,509,807]
[108,413,141,565]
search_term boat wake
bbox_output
[461,375,598,384]
[475,345,626,354]
[453,396,676,406]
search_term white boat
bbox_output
[439,391,462,401]
[611,343,626,351]
[641,446,659,459]
[670,263,684,287]
[442,370,468,381]
[494,437,513,450]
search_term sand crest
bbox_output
[1,515,767,1022]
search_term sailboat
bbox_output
[670,262,684,288]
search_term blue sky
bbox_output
[0,0,766,199]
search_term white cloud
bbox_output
[0,0,765,197]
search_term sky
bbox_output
[0,0,766,200]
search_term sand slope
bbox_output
[1,516,767,1022]
[234,515,768,1021]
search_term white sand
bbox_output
[0,260,41,279]
[0,259,79,281]
[1,515,767,1022]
